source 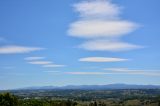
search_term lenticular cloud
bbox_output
[69,20,137,38]
[68,0,141,52]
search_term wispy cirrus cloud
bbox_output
[0,45,44,54]
[79,57,128,62]
[68,0,142,52]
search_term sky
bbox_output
[0,0,160,90]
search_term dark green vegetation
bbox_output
[0,92,18,106]
[0,89,160,106]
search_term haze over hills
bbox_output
[15,84,160,90]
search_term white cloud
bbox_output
[43,71,60,73]
[73,0,121,19]
[24,56,45,61]
[26,57,66,68]
[66,72,109,75]
[28,61,52,65]
[65,68,160,76]
[68,0,138,39]
[104,68,145,72]
[104,68,160,76]
[68,0,142,52]
[43,64,65,68]
[0,45,44,54]
[79,40,142,51]
[68,20,137,38]
[65,71,160,76]
[79,57,128,62]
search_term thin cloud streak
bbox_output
[104,68,160,76]
[65,68,160,76]
[25,57,66,68]
[65,71,160,76]
[65,72,109,75]
[43,64,65,68]
[79,40,142,51]
[43,71,60,73]
[28,61,52,65]
[79,57,128,62]
[0,45,44,54]
[24,56,45,61]
[104,68,145,72]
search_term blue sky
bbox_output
[0,0,160,90]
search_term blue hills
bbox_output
[17,84,160,90]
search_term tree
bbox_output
[0,92,18,106]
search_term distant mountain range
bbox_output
[17,84,160,90]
